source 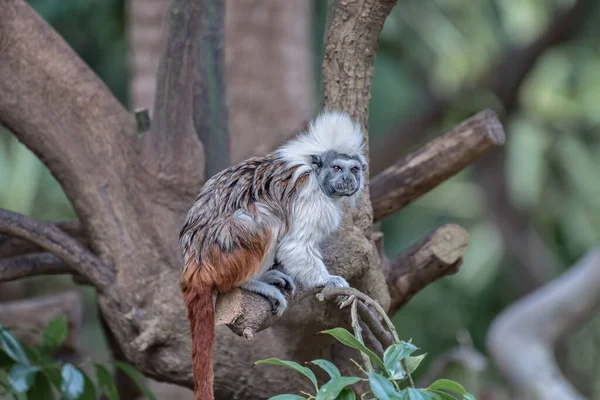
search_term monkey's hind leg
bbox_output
[242,279,288,316]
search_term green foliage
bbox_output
[0,318,156,399]
[255,321,476,400]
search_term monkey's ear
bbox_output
[311,155,323,170]
[361,163,367,171]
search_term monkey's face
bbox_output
[311,150,366,198]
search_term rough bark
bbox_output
[486,250,600,400]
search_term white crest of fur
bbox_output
[276,110,366,170]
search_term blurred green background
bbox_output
[1,0,600,398]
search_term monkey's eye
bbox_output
[351,166,359,174]
[332,165,342,172]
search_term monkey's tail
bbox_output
[183,283,215,400]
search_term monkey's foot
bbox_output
[242,279,288,316]
[261,270,296,295]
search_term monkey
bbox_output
[179,110,367,400]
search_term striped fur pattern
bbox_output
[179,110,367,400]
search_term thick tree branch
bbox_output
[385,224,469,315]
[0,291,83,357]
[486,249,600,400]
[0,209,113,291]
[0,253,73,283]
[194,0,229,179]
[371,109,505,222]
[0,220,85,258]
[0,0,137,210]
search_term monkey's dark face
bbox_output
[311,151,365,198]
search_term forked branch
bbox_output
[0,209,114,291]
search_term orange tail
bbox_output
[183,283,215,400]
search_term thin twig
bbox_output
[351,299,373,372]
[317,286,400,343]
[357,301,393,350]
[358,318,384,358]
[401,358,415,388]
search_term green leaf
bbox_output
[255,358,318,391]
[114,360,157,400]
[20,341,48,366]
[41,364,63,390]
[0,350,15,368]
[383,342,418,371]
[427,379,467,395]
[95,364,119,400]
[27,373,54,400]
[367,372,400,400]
[315,377,362,400]
[320,329,386,371]
[268,395,306,400]
[399,388,443,400]
[0,331,29,365]
[337,388,356,400]
[405,354,427,375]
[8,364,39,393]
[60,363,84,400]
[463,393,476,400]
[78,369,97,400]
[428,389,458,400]
[40,315,68,353]
[311,359,341,379]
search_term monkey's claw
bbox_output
[268,296,288,316]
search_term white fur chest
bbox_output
[285,179,343,246]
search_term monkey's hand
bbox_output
[261,269,296,295]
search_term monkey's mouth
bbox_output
[332,184,359,197]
